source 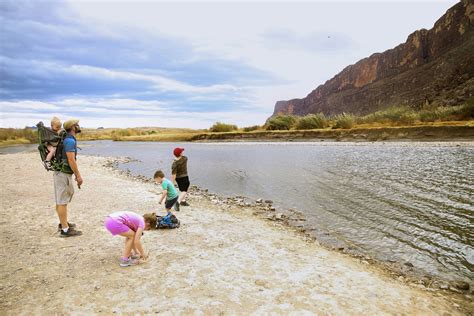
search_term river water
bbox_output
[3,140,473,282]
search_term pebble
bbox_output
[95,285,101,290]
[448,287,463,294]
[265,200,273,204]
[450,280,470,291]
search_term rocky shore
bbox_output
[0,152,471,314]
[112,156,473,297]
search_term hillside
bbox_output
[271,1,474,118]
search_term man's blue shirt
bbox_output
[62,135,77,162]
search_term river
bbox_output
[3,140,473,283]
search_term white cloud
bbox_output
[0,100,59,110]
[57,98,168,110]
[66,64,240,94]
[0,98,269,129]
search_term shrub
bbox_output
[295,113,328,130]
[332,113,355,129]
[0,128,36,142]
[358,106,417,125]
[398,112,417,125]
[110,128,147,138]
[419,110,440,122]
[419,105,464,122]
[459,98,474,119]
[243,125,261,132]
[209,122,238,133]
[265,115,297,130]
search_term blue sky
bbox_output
[0,0,457,128]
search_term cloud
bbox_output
[0,0,273,102]
[0,100,59,111]
[0,0,458,128]
[0,98,270,129]
[66,65,240,94]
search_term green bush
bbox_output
[243,125,261,132]
[358,106,416,125]
[459,98,474,119]
[332,113,355,129]
[398,112,417,125]
[419,100,474,122]
[419,110,441,122]
[295,113,328,130]
[265,115,297,130]
[209,122,238,133]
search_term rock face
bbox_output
[271,1,474,118]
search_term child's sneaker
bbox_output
[180,201,190,206]
[120,257,139,267]
[43,160,53,171]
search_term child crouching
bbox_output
[104,211,150,267]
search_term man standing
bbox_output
[54,119,83,237]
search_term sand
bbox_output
[0,152,468,314]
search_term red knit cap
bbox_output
[173,147,184,157]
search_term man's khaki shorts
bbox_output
[54,171,74,205]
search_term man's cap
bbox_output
[63,119,79,130]
[173,147,184,157]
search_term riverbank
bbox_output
[189,124,474,142]
[1,123,473,147]
[0,153,471,314]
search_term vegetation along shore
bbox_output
[1,101,473,146]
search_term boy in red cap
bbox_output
[171,147,190,206]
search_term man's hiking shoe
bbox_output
[58,222,77,231]
[120,257,139,267]
[174,202,180,212]
[180,201,190,206]
[60,227,82,237]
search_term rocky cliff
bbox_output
[271,0,474,118]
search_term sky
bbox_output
[0,0,458,128]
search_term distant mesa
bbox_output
[270,0,474,119]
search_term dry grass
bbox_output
[1,102,473,147]
[0,138,32,147]
[77,127,204,142]
[116,132,200,142]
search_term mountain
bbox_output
[271,0,474,118]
